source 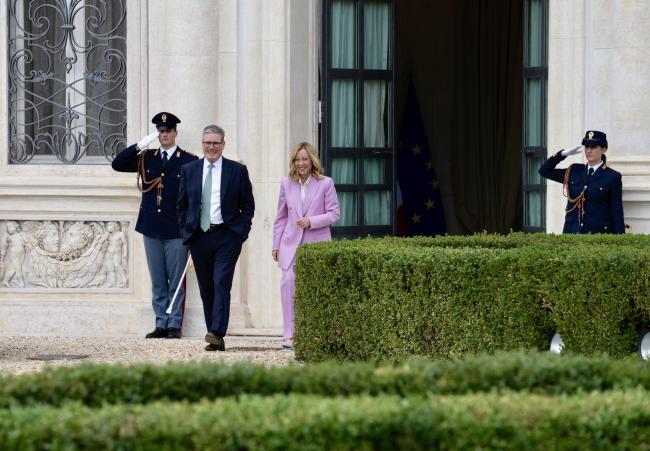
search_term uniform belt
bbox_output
[208,223,224,232]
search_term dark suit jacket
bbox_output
[177,157,255,245]
[539,150,625,234]
[112,144,198,239]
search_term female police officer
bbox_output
[539,130,625,234]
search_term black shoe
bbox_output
[145,327,168,339]
[167,328,182,339]
[204,343,225,352]
[205,332,225,350]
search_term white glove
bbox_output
[560,145,582,157]
[137,132,159,151]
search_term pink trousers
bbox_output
[280,262,295,339]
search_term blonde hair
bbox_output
[288,142,324,181]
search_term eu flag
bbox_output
[396,81,446,237]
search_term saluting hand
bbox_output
[272,250,279,262]
[296,217,311,229]
[561,145,582,157]
[137,131,160,151]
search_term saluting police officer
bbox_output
[539,130,625,234]
[112,112,199,338]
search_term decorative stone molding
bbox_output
[0,220,129,289]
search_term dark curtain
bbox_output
[396,0,523,234]
[450,0,523,233]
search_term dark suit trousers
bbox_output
[189,227,242,337]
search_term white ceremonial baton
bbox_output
[166,254,192,314]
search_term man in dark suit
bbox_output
[112,112,198,338]
[177,124,255,351]
[539,130,625,234]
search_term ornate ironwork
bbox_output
[8,0,127,164]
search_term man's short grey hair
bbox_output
[203,124,225,139]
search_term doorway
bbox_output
[396,0,523,234]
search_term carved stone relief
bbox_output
[0,220,129,289]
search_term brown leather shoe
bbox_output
[205,332,221,344]
[204,343,225,351]
[204,332,225,350]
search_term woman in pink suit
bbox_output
[272,142,340,349]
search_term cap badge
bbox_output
[162,113,167,122]
[588,131,594,139]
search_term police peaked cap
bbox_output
[152,112,181,131]
[581,130,608,148]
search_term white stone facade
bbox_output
[0,0,318,336]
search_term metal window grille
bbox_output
[8,0,127,164]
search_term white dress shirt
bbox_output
[161,145,177,161]
[202,156,223,224]
[300,175,311,202]
[587,161,603,174]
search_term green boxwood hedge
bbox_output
[294,234,650,361]
[2,392,650,450]
[1,352,650,408]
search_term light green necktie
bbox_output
[200,163,214,232]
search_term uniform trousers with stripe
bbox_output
[143,235,187,329]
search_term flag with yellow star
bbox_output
[396,80,446,237]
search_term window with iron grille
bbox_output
[8,0,126,164]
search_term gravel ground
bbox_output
[0,335,295,375]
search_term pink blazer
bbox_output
[272,175,340,270]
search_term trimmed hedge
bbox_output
[294,234,650,361]
[1,352,650,408]
[394,231,650,249]
[2,392,650,449]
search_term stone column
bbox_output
[239,0,320,334]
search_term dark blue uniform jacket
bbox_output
[538,150,625,234]
[112,144,198,239]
